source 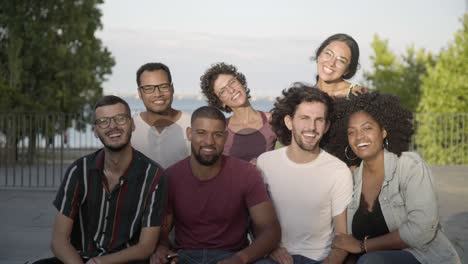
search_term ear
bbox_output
[137,89,143,100]
[186,127,192,142]
[93,126,98,138]
[131,118,135,132]
[284,115,293,131]
[382,128,388,139]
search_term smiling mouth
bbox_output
[200,147,216,155]
[302,131,318,140]
[356,142,370,149]
[152,99,165,105]
[231,92,240,100]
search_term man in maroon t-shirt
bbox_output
[151,106,280,264]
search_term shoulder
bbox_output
[224,156,256,171]
[177,111,191,125]
[396,152,429,175]
[165,157,190,175]
[133,149,164,170]
[320,150,349,169]
[257,148,284,164]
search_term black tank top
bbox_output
[352,194,390,240]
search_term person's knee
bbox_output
[356,252,385,264]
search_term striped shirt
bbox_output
[53,148,167,258]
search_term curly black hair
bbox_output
[271,83,333,146]
[323,92,414,166]
[200,62,251,113]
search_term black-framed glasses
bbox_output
[95,114,130,129]
[139,83,173,94]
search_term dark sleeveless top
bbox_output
[223,111,277,162]
[352,194,390,240]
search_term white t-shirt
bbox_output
[131,112,191,169]
[257,147,352,261]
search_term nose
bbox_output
[203,134,215,145]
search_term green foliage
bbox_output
[0,0,115,115]
[364,34,435,112]
[0,1,114,158]
[415,15,468,164]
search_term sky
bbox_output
[98,0,466,98]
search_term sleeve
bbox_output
[52,160,83,219]
[397,153,439,248]
[142,170,168,227]
[331,166,353,217]
[245,165,270,208]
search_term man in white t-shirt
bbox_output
[131,62,190,168]
[257,84,352,264]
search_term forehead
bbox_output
[348,111,379,126]
[95,103,128,118]
[139,70,170,85]
[324,41,351,57]
[192,117,225,131]
[213,74,235,90]
[294,101,327,117]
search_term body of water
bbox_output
[123,96,276,114]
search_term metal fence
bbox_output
[1,112,467,189]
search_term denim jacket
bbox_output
[347,151,460,264]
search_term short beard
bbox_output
[191,146,221,166]
[98,132,132,153]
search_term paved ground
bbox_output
[0,165,467,264]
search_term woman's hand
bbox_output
[332,233,363,254]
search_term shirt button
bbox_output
[383,197,387,201]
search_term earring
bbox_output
[384,138,389,149]
[345,145,358,160]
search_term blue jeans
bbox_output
[356,250,420,264]
[177,249,235,264]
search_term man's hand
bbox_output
[150,244,178,264]
[85,257,101,264]
[332,233,362,254]
[269,247,293,264]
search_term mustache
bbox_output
[105,128,124,136]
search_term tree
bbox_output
[415,15,468,164]
[0,1,114,161]
[364,34,435,112]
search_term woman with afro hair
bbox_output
[326,92,460,263]
[200,62,276,165]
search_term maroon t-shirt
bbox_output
[165,156,270,251]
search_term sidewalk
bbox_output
[1,165,467,263]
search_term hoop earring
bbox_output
[345,145,358,160]
[383,138,389,149]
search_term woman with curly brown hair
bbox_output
[326,92,460,264]
[200,62,276,164]
[313,33,367,99]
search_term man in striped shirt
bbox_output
[34,95,167,264]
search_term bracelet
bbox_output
[359,239,365,253]
[364,236,369,252]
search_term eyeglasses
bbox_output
[139,83,173,94]
[217,78,241,98]
[95,114,130,129]
[318,49,350,69]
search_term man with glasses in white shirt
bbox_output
[132,62,191,168]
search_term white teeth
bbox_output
[323,66,333,74]
[303,132,317,138]
[109,133,121,138]
[357,142,370,147]
[152,100,164,104]
[232,93,240,100]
